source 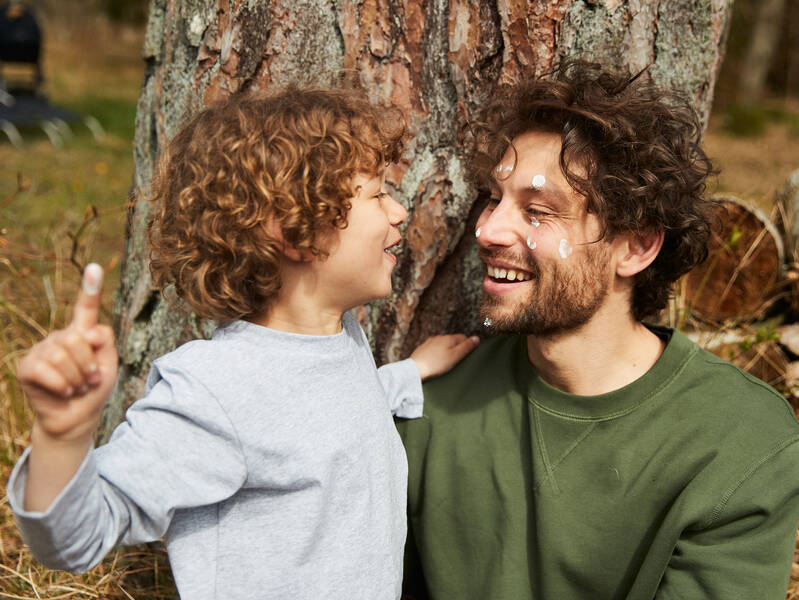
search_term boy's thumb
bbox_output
[71,263,103,332]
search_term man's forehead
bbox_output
[490,131,589,211]
[492,133,562,184]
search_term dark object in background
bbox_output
[0,1,101,146]
[0,0,40,90]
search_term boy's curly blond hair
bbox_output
[147,87,405,322]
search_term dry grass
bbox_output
[0,10,178,600]
[1,7,799,599]
[0,206,179,600]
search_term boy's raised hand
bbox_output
[410,334,480,381]
[18,263,118,443]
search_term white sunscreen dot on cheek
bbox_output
[558,238,573,259]
[532,174,546,190]
[530,216,540,227]
[526,236,537,251]
[475,227,481,239]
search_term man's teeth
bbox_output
[486,264,532,282]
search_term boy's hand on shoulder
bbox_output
[18,264,118,444]
[410,334,479,381]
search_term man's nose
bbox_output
[385,194,408,226]
[477,199,517,248]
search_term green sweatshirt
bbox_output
[398,328,799,600]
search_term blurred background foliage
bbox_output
[1,0,798,598]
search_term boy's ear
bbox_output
[280,243,312,262]
[615,228,664,278]
[265,218,314,262]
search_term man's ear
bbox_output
[615,229,664,278]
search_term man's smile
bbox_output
[485,263,534,282]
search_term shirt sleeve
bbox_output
[655,438,799,600]
[6,361,248,573]
[377,359,424,419]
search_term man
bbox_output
[397,62,799,599]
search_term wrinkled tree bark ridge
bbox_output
[104,0,733,438]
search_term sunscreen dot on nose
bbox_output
[503,164,513,173]
[558,239,573,259]
[531,174,546,190]
[475,227,481,239]
[526,236,537,251]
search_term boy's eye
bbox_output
[375,192,388,201]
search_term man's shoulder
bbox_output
[421,334,522,415]
[665,328,799,437]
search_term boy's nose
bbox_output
[384,194,407,225]
[476,200,517,248]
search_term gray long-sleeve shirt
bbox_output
[7,313,422,599]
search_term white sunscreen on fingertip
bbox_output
[82,263,104,296]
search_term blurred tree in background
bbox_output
[716,0,799,107]
[32,0,149,25]
[100,0,149,24]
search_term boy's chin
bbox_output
[343,284,393,311]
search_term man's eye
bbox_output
[526,207,548,218]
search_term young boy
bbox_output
[8,88,477,599]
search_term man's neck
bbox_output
[526,306,665,397]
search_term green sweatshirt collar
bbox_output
[516,325,698,421]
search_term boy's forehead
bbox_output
[352,170,385,190]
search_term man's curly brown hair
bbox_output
[147,87,405,322]
[471,61,716,321]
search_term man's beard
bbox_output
[479,242,612,336]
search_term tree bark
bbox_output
[103,0,734,439]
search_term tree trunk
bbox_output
[102,0,734,439]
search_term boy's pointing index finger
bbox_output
[71,263,103,332]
